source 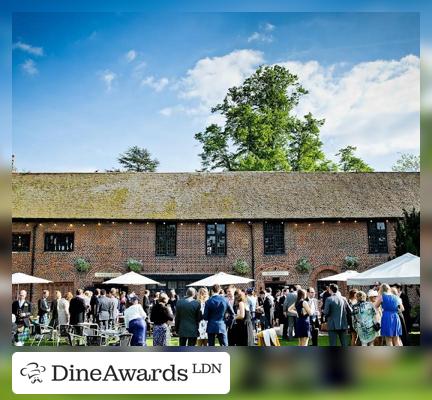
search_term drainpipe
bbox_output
[29,223,37,302]
[248,222,255,285]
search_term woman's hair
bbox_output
[197,287,209,303]
[158,293,169,304]
[65,292,73,301]
[297,288,307,302]
[349,288,358,300]
[380,283,391,293]
[391,287,399,296]
[55,290,62,299]
[356,291,367,302]
[234,289,246,305]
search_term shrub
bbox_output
[296,257,312,273]
[344,255,359,270]
[74,258,91,273]
[233,259,250,276]
[126,258,143,273]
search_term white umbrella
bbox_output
[187,272,254,287]
[347,253,420,285]
[318,270,359,282]
[12,272,52,285]
[12,272,52,299]
[102,271,160,285]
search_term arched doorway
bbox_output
[309,266,340,297]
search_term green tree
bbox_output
[117,146,159,172]
[336,146,374,172]
[195,65,332,171]
[392,153,420,172]
[395,208,420,256]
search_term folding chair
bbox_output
[30,324,54,346]
[67,332,87,346]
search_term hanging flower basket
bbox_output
[74,258,91,273]
[343,255,359,270]
[295,257,312,273]
[232,259,251,276]
[126,258,143,273]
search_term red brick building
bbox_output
[12,172,419,300]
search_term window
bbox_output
[206,223,227,255]
[12,233,31,252]
[155,223,176,256]
[44,233,74,252]
[368,221,388,254]
[264,221,285,255]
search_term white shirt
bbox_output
[123,304,147,328]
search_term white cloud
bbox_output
[248,22,276,43]
[141,76,169,92]
[99,69,117,92]
[21,59,38,76]
[132,61,147,78]
[125,49,137,63]
[278,55,420,157]
[13,41,44,56]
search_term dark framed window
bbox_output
[155,223,176,256]
[206,223,227,256]
[12,233,31,252]
[367,221,388,254]
[264,221,285,255]
[44,232,74,252]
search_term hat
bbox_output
[127,294,139,303]
[367,289,378,298]
[246,288,253,295]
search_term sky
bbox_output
[11,11,420,172]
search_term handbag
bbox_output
[372,321,381,332]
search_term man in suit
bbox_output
[107,289,118,328]
[37,290,51,325]
[142,290,151,315]
[97,289,111,330]
[307,287,320,346]
[225,285,236,345]
[69,289,87,326]
[204,284,235,346]
[90,288,100,323]
[323,283,351,347]
[12,290,33,344]
[175,287,202,346]
[283,286,299,340]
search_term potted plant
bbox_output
[232,259,250,276]
[126,258,143,273]
[343,255,359,270]
[74,258,91,273]
[295,257,312,273]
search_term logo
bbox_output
[20,362,46,384]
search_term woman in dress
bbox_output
[231,289,254,346]
[57,291,70,326]
[288,288,312,346]
[368,289,382,345]
[168,289,178,316]
[352,291,377,346]
[124,295,147,346]
[151,293,174,346]
[376,284,403,346]
[196,287,209,346]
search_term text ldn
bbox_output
[52,364,188,382]
[192,363,222,374]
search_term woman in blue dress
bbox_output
[124,295,147,346]
[288,288,312,346]
[377,284,403,346]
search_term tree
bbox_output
[117,146,159,172]
[336,146,374,172]
[395,208,420,256]
[392,153,420,172]
[195,65,333,171]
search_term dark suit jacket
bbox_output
[175,297,202,338]
[142,295,150,315]
[323,294,351,331]
[69,296,86,325]
[90,295,99,317]
[97,295,111,321]
[37,298,51,317]
[49,299,59,326]
[203,295,234,334]
[12,300,32,327]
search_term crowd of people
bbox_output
[12,281,413,346]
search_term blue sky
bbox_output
[11,12,420,172]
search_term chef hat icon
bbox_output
[20,362,46,384]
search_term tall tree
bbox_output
[336,146,374,172]
[395,208,420,256]
[195,65,332,171]
[392,153,420,172]
[117,146,159,172]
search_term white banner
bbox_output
[13,352,230,394]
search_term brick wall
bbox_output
[12,219,396,302]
